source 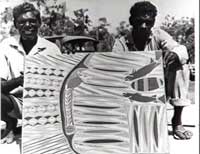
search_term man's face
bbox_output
[132,14,155,37]
[15,11,40,41]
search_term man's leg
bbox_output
[166,64,193,139]
[172,106,193,139]
[1,93,17,140]
[172,106,183,126]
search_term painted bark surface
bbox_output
[22,51,169,154]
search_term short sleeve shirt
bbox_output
[0,35,61,80]
[112,28,188,64]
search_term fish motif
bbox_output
[123,92,165,103]
[125,61,160,81]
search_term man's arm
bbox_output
[1,75,23,94]
[158,29,189,65]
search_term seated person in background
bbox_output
[112,1,192,140]
[0,2,61,143]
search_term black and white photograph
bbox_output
[0,0,199,154]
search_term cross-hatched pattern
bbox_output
[23,52,169,154]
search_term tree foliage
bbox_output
[160,15,195,63]
[0,5,195,57]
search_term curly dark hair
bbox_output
[13,2,41,25]
[130,1,157,18]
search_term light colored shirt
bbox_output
[112,28,188,64]
[0,35,61,117]
[0,35,61,81]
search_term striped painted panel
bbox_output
[23,51,169,154]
